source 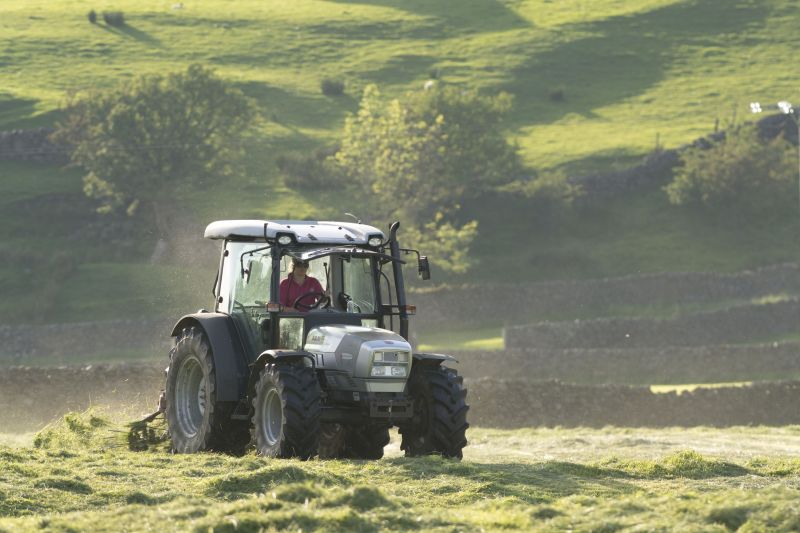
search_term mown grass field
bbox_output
[1,0,800,325]
[2,414,800,531]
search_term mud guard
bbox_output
[412,352,459,366]
[170,313,250,402]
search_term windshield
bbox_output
[340,256,376,314]
[220,244,381,315]
[279,251,379,315]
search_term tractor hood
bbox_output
[303,324,412,392]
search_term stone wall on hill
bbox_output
[0,318,174,361]
[0,128,66,163]
[451,341,800,384]
[467,379,800,428]
[411,263,800,329]
[1,363,798,431]
[503,299,800,350]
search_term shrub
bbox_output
[665,123,796,214]
[87,10,97,24]
[320,78,345,97]
[336,84,520,219]
[333,84,520,272]
[549,87,565,102]
[52,64,258,241]
[499,170,583,207]
[103,11,125,27]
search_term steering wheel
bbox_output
[292,291,330,311]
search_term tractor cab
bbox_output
[206,219,428,362]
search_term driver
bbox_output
[279,257,324,312]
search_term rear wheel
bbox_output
[400,365,469,459]
[165,326,249,454]
[343,425,390,460]
[252,363,321,459]
[319,424,390,460]
[318,423,346,459]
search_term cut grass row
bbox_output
[2,414,800,531]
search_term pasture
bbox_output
[2,415,800,531]
[2,0,800,328]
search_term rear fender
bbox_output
[171,313,249,402]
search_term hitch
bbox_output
[127,391,168,451]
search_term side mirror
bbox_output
[418,256,431,280]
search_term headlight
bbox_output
[368,236,383,247]
[277,235,292,245]
[370,350,410,377]
[373,351,408,363]
[370,365,407,377]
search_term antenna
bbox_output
[344,212,361,224]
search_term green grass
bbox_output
[2,0,800,325]
[417,325,504,352]
[650,382,753,394]
[3,0,797,168]
[3,413,800,531]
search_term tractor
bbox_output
[155,219,468,459]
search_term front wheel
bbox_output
[400,365,469,459]
[252,363,321,459]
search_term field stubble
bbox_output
[2,413,800,531]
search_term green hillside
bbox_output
[1,0,799,324]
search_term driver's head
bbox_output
[291,257,309,272]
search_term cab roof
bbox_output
[204,220,384,245]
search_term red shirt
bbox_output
[279,274,324,311]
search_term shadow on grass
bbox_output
[361,54,439,86]
[0,93,63,130]
[236,81,358,132]
[503,0,770,128]
[97,23,162,47]
[328,0,530,34]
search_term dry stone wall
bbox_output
[1,363,798,431]
[467,378,800,428]
[452,342,800,385]
[411,263,800,329]
[0,128,66,163]
[0,318,174,361]
[504,299,800,350]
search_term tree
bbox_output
[53,64,259,240]
[333,84,520,272]
[665,124,796,214]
